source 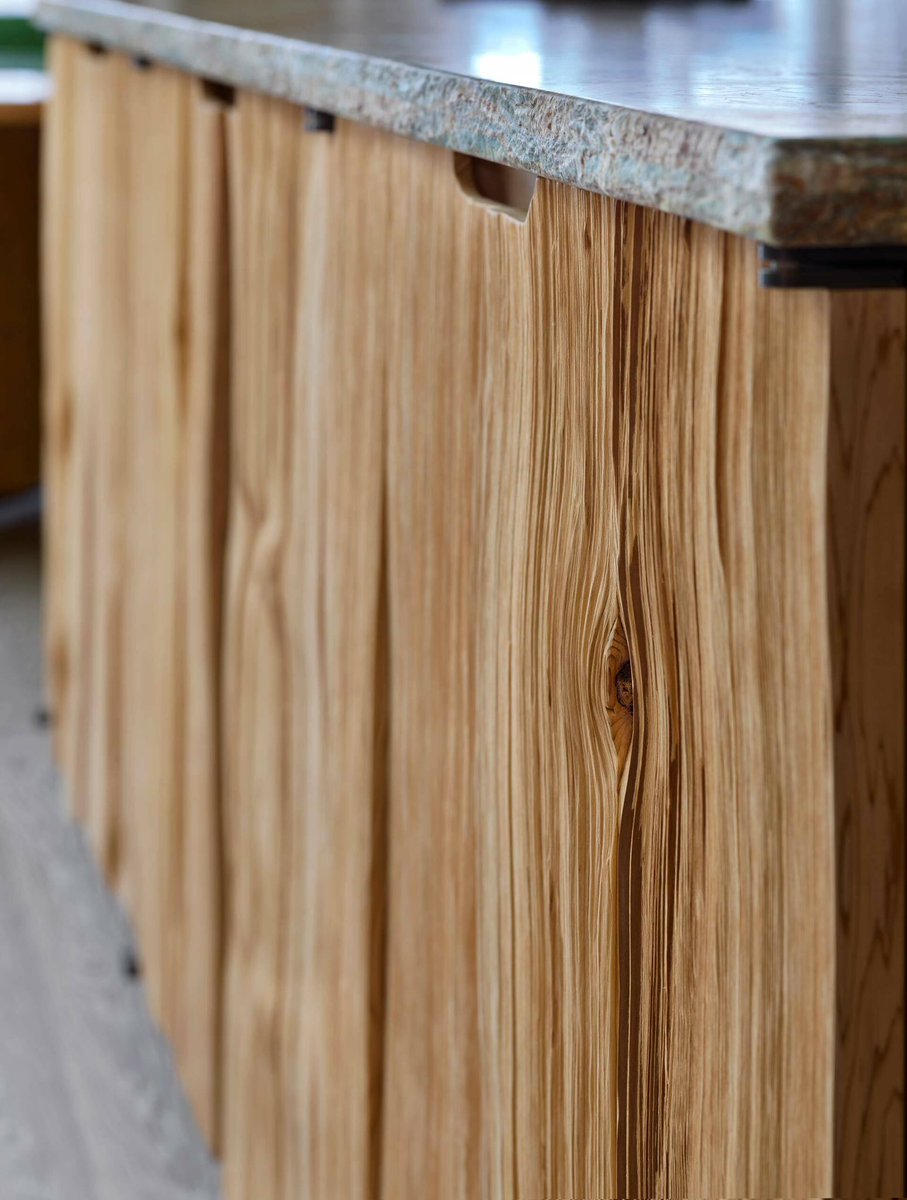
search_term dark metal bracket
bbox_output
[759,244,907,290]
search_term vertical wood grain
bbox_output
[45,43,130,862]
[219,94,298,1196]
[379,143,835,1199]
[42,36,75,763]
[616,223,835,1199]
[220,100,385,1200]
[380,145,624,1200]
[181,80,232,1146]
[44,54,905,1198]
[119,62,229,1146]
[119,52,194,1083]
[42,40,228,1148]
[828,291,906,1197]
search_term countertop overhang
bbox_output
[35,0,907,246]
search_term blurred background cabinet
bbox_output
[0,9,43,496]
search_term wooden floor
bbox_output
[0,512,221,1200]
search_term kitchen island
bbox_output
[35,2,905,1197]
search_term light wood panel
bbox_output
[43,46,905,1200]
[381,149,626,1200]
[377,145,837,1200]
[616,225,834,1198]
[220,98,386,1200]
[42,36,75,759]
[43,40,129,857]
[828,291,906,1196]
[42,39,228,1147]
[119,60,229,1148]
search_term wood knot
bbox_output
[606,627,634,777]
[615,660,634,713]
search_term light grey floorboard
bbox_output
[0,514,222,1200]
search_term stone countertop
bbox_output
[35,0,907,245]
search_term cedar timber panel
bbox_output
[42,39,228,1146]
[43,38,905,1200]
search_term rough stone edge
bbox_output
[36,0,907,245]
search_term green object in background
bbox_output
[0,15,45,69]
[0,17,43,51]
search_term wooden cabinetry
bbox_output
[43,38,905,1200]
[0,96,40,495]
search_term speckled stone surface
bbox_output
[36,0,907,245]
